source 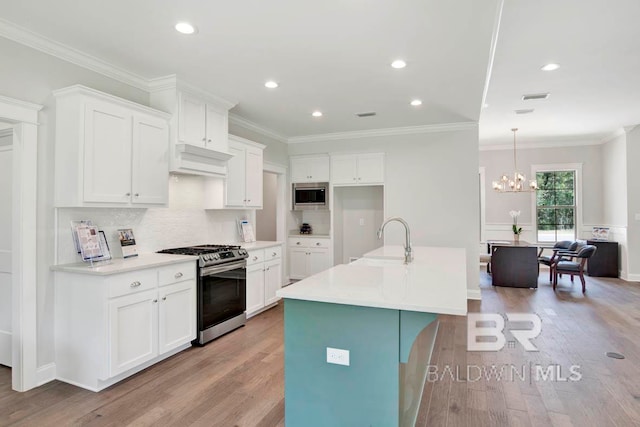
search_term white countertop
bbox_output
[240,241,283,250]
[51,253,198,275]
[288,234,331,238]
[277,245,467,315]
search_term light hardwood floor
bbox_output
[2,271,640,426]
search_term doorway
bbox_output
[0,124,12,367]
[256,171,278,241]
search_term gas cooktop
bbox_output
[157,244,248,267]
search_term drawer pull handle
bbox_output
[126,192,131,196]
[316,242,321,246]
[134,193,139,197]
[162,296,167,301]
[153,299,158,303]
[174,272,183,279]
[272,252,277,257]
[296,242,301,245]
[130,281,141,288]
[253,256,258,261]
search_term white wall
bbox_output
[0,131,12,366]
[256,172,277,241]
[288,127,480,296]
[625,126,640,281]
[602,133,629,277]
[333,186,384,264]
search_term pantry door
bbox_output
[0,129,12,367]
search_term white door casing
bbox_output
[0,131,12,367]
[0,93,42,392]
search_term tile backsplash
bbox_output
[56,207,252,264]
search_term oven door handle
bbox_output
[200,261,247,276]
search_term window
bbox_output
[535,170,576,242]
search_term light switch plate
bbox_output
[327,347,350,366]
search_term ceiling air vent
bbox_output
[356,112,377,118]
[522,93,550,101]
[514,109,535,115]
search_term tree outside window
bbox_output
[536,171,576,242]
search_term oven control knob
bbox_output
[213,253,220,260]
[204,254,212,261]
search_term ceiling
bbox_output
[1,0,638,145]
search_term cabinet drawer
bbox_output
[264,246,282,261]
[289,238,308,248]
[247,249,265,266]
[158,262,196,287]
[309,239,330,249]
[107,269,157,299]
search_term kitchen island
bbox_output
[276,245,467,427]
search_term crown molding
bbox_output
[0,17,149,91]
[228,114,288,143]
[287,122,478,144]
[600,128,626,145]
[148,74,237,110]
[479,136,604,151]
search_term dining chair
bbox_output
[538,240,572,282]
[552,245,597,293]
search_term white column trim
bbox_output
[0,94,42,392]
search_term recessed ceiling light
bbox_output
[264,81,279,89]
[410,99,422,106]
[175,22,196,35]
[541,63,560,71]
[312,111,323,117]
[391,60,407,69]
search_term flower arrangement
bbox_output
[509,210,522,235]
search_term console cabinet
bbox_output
[586,240,619,277]
[54,260,196,391]
[54,85,170,207]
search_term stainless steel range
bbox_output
[157,244,249,345]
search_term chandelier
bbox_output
[492,128,538,192]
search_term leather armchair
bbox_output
[553,245,597,293]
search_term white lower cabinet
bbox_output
[246,246,283,318]
[54,260,196,391]
[289,238,332,280]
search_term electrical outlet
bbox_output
[326,347,350,366]
[359,218,365,226]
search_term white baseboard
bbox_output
[467,289,482,300]
[36,362,56,386]
[626,273,640,282]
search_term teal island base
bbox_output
[283,299,439,427]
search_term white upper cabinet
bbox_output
[178,93,229,153]
[149,78,236,177]
[331,153,385,185]
[291,155,330,183]
[223,135,265,209]
[54,85,170,207]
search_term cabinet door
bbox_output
[179,94,206,147]
[108,289,158,377]
[357,153,385,184]
[291,157,312,183]
[244,147,263,208]
[264,259,282,306]
[205,104,229,152]
[331,155,358,185]
[246,263,265,316]
[225,144,247,207]
[131,114,169,205]
[158,280,196,354]
[308,248,332,276]
[289,247,309,279]
[83,102,132,203]
[309,156,330,182]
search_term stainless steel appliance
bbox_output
[157,244,249,345]
[293,182,329,210]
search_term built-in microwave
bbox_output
[292,183,329,211]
